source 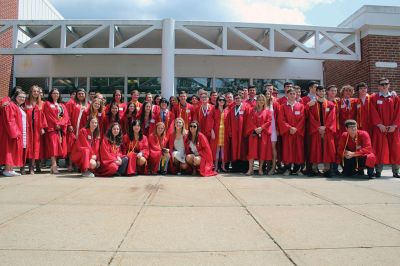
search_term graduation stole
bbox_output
[111,143,119,154]
[357,95,370,128]
[127,139,138,155]
[342,133,359,170]
[178,103,189,130]
[199,103,209,119]
[315,99,328,124]
[163,110,170,127]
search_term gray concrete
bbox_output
[0,170,399,265]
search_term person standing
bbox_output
[43,89,70,174]
[278,88,305,175]
[2,90,29,176]
[226,94,247,172]
[370,78,400,178]
[173,91,195,131]
[25,85,47,174]
[356,82,372,136]
[307,85,337,177]
[244,94,272,175]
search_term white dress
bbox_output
[172,136,186,163]
[269,104,278,142]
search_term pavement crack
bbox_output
[216,176,298,266]
[107,177,162,266]
[276,179,400,233]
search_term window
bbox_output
[288,79,321,96]
[15,77,49,93]
[253,79,285,95]
[128,77,161,98]
[215,78,249,94]
[52,77,86,101]
[90,77,124,100]
[175,77,212,95]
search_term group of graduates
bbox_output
[1,77,399,179]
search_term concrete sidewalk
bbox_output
[0,171,399,265]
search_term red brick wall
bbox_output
[323,35,400,94]
[0,0,18,98]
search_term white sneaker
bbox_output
[2,171,19,177]
[2,171,14,177]
[82,171,95,178]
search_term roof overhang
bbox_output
[0,19,361,61]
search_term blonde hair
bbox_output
[174,117,187,136]
[340,85,354,97]
[256,94,267,111]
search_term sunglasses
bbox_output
[218,99,225,101]
[189,125,197,128]
[379,83,389,86]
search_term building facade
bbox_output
[0,3,399,99]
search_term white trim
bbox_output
[178,25,221,50]
[18,24,60,48]
[67,24,109,48]
[228,26,268,51]
[115,24,159,48]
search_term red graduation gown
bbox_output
[148,133,169,173]
[122,134,149,174]
[244,108,272,161]
[194,104,214,141]
[25,101,48,160]
[156,109,175,133]
[370,93,400,164]
[226,104,247,161]
[43,101,69,158]
[308,100,337,163]
[96,138,123,177]
[140,114,157,137]
[1,101,28,167]
[105,102,126,117]
[337,130,376,168]
[356,95,372,136]
[67,103,89,152]
[278,102,305,164]
[277,96,288,106]
[210,107,230,162]
[338,98,357,136]
[120,113,138,135]
[0,97,11,164]
[71,128,100,171]
[185,132,217,177]
[81,109,106,138]
[173,103,195,130]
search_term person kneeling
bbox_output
[122,120,149,175]
[71,117,101,177]
[185,121,217,177]
[97,123,129,177]
[338,120,376,178]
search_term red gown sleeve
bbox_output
[3,103,20,139]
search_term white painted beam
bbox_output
[275,28,311,53]
[178,25,221,50]
[228,26,268,51]
[115,25,158,48]
[19,24,60,48]
[67,24,109,48]
[320,30,355,55]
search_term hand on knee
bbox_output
[89,159,97,169]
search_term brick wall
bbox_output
[0,0,18,98]
[323,35,400,94]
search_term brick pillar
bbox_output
[323,35,400,94]
[0,0,19,98]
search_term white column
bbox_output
[161,18,175,98]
